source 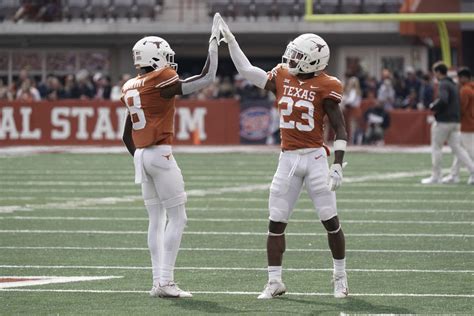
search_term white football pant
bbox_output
[269,147,337,223]
[135,145,188,285]
[430,122,474,179]
[449,132,474,177]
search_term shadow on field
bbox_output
[170,299,243,314]
[282,296,413,314]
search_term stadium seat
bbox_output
[315,0,340,14]
[255,0,275,20]
[382,0,403,13]
[340,0,361,14]
[362,0,384,13]
[135,0,162,20]
[63,0,88,21]
[86,0,112,21]
[276,0,303,20]
[234,0,256,21]
[110,0,134,21]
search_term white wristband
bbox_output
[334,140,347,152]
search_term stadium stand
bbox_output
[0,0,405,23]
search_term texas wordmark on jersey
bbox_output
[268,64,343,151]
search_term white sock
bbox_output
[333,258,346,275]
[159,204,187,286]
[145,203,166,286]
[268,266,282,282]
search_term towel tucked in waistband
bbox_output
[133,148,148,184]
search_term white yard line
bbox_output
[0,196,142,213]
[0,186,474,201]
[1,216,472,225]
[2,205,471,214]
[0,265,472,274]
[0,276,122,289]
[0,184,269,213]
[0,288,472,298]
[0,230,472,237]
[191,197,474,204]
[1,246,472,254]
[1,181,268,187]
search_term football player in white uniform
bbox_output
[217,14,349,299]
[121,14,222,298]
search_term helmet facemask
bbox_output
[282,45,306,76]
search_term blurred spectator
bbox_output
[392,71,405,106]
[38,75,65,100]
[45,76,66,100]
[402,89,418,109]
[36,0,60,22]
[14,0,60,22]
[72,69,95,99]
[421,61,474,184]
[341,76,362,144]
[443,67,474,184]
[268,0,280,20]
[0,79,14,100]
[16,69,31,89]
[235,73,267,101]
[364,76,378,98]
[363,102,390,145]
[195,83,219,100]
[110,73,131,101]
[377,78,395,110]
[290,0,303,21]
[418,74,434,109]
[225,0,237,21]
[63,74,76,98]
[93,72,111,100]
[246,0,258,21]
[14,0,41,22]
[16,78,41,101]
[217,76,234,98]
[403,66,421,103]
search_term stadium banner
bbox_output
[0,100,240,146]
[239,100,273,144]
[384,110,432,145]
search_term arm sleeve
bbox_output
[181,40,218,95]
[228,39,268,89]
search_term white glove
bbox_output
[217,14,235,43]
[327,162,347,191]
[209,13,222,44]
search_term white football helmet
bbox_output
[282,33,330,76]
[132,36,177,71]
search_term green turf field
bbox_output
[0,151,473,315]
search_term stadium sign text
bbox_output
[0,100,239,145]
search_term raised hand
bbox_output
[209,12,222,44]
[217,14,235,44]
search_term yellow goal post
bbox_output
[304,0,474,67]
